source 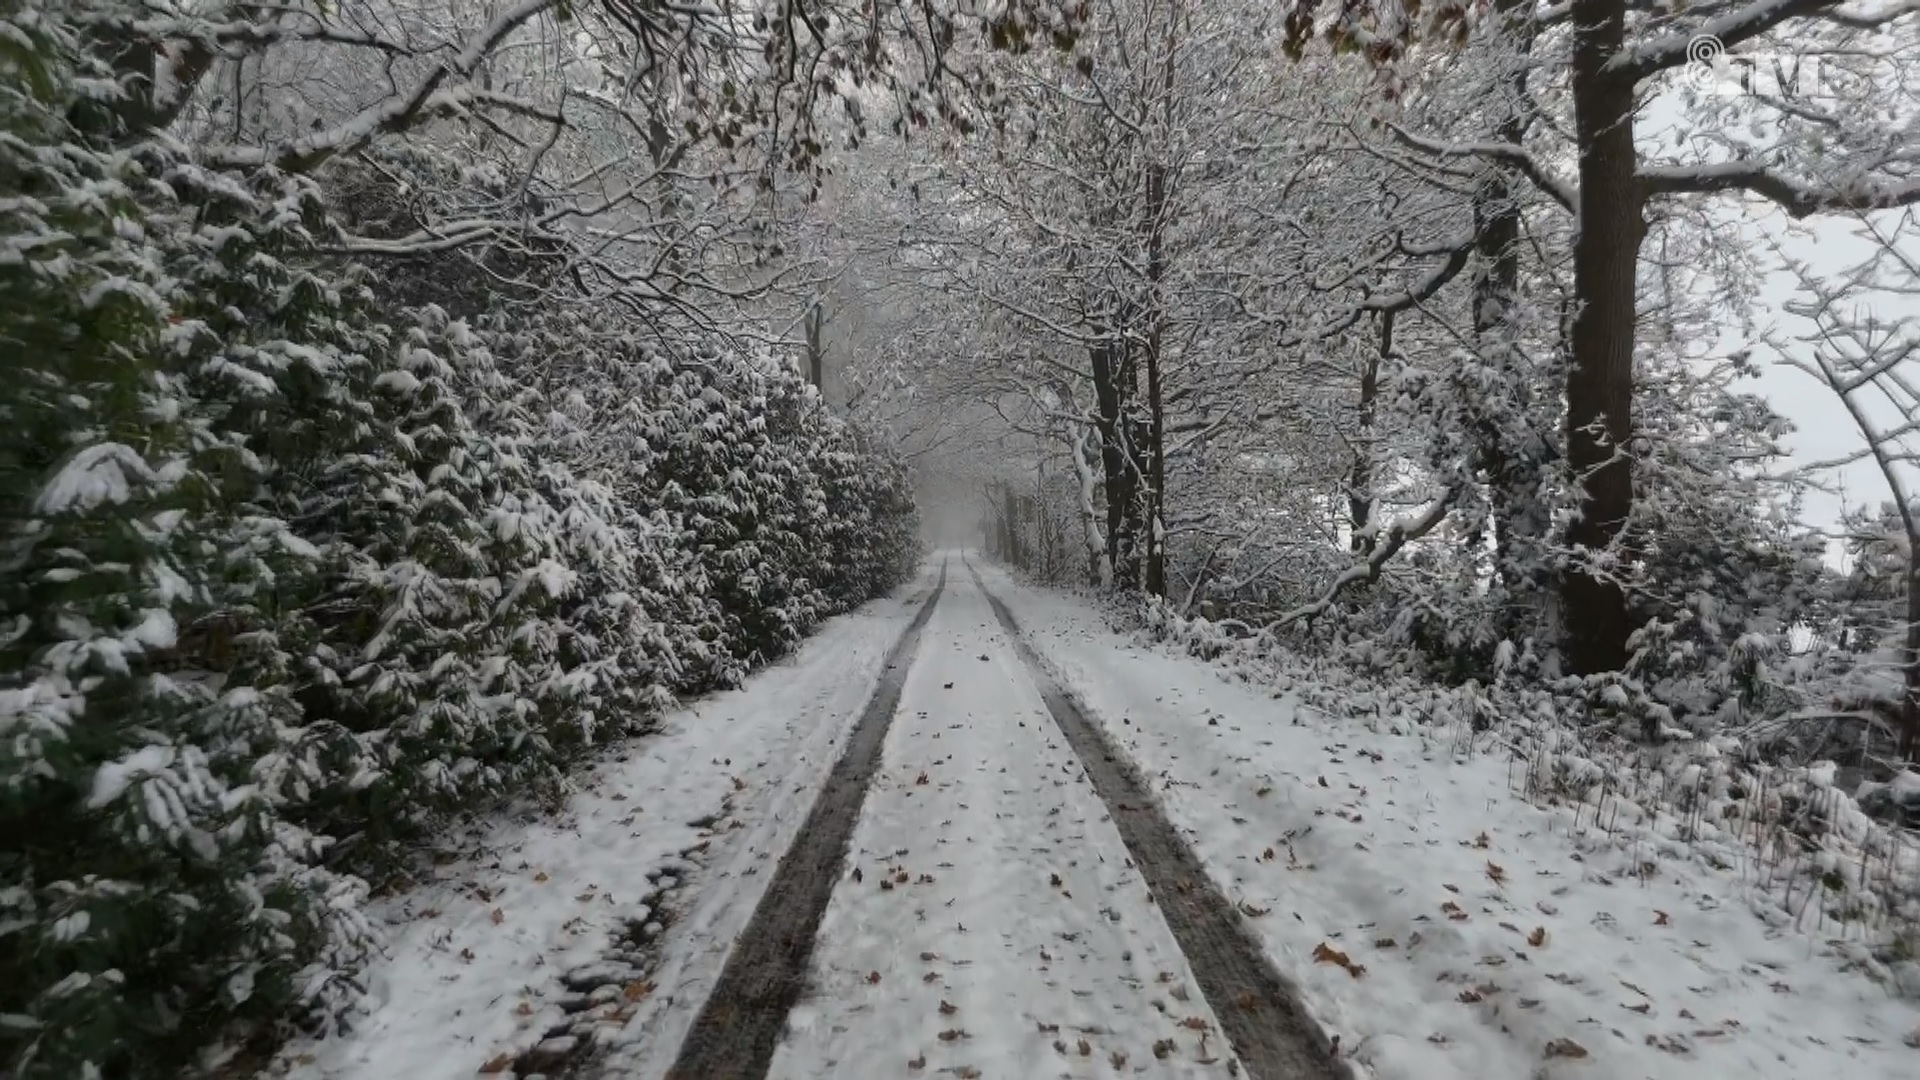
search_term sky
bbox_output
[1639,75,1916,569]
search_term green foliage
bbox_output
[0,6,920,1076]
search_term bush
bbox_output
[0,6,920,1075]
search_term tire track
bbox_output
[966,557,1349,1080]
[661,558,948,1080]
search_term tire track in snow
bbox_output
[966,557,1348,1080]
[660,557,948,1080]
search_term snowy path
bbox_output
[979,562,1920,1080]
[273,564,943,1080]
[760,563,1280,1080]
[273,557,1919,1080]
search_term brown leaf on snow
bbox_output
[533,872,549,883]
[1441,901,1469,921]
[1374,936,1397,948]
[1473,831,1491,849]
[1654,909,1670,926]
[490,907,505,925]
[1528,926,1548,948]
[852,867,863,883]
[1544,1038,1589,1059]
[1239,901,1271,917]
[479,1053,515,1073]
[1180,1017,1211,1031]
[939,1000,958,1015]
[923,972,940,984]
[867,971,882,985]
[624,980,655,1002]
[1050,872,1063,887]
[1153,1038,1177,1060]
[731,776,746,791]
[1260,847,1276,862]
[916,771,930,785]
[937,1029,967,1042]
[1486,862,1508,886]
[515,1001,534,1016]
[1317,776,1329,788]
[1457,988,1484,1004]
[908,1054,926,1071]
[950,1068,981,1079]
[1077,1038,1093,1056]
[1312,942,1367,978]
[1110,1050,1128,1068]
[920,951,940,962]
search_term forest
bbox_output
[1,1,1916,1078]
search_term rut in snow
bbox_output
[661,558,948,1080]
[967,558,1349,1080]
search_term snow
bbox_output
[34,443,156,513]
[272,568,938,1080]
[87,746,175,810]
[978,563,1920,1079]
[267,560,1920,1080]
[769,574,1238,1079]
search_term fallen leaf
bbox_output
[938,1029,967,1042]
[1110,1050,1128,1067]
[952,1068,981,1079]
[1077,1038,1092,1056]
[731,776,745,791]
[916,771,930,785]
[939,1000,957,1015]
[478,1053,515,1073]
[1473,831,1491,849]
[515,1002,534,1016]
[1374,937,1396,948]
[1487,862,1508,885]
[1153,1038,1177,1059]
[852,867,863,883]
[490,907,505,925]
[908,1055,926,1071]
[623,980,654,1002]
[1313,941,1367,978]
[1544,1038,1588,1059]
[866,971,882,984]
[1180,1017,1211,1031]
[533,872,549,883]
[1528,926,1548,948]
[1457,988,1484,1004]
[1654,909,1670,926]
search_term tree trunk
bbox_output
[1143,157,1169,598]
[1903,555,1919,762]
[1475,0,1552,642]
[1350,311,1387,555]
[1091,311,1145,590]
[1562,0,1642,674]
[804,302,825,390]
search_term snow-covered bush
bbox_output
[0,7,920,1075]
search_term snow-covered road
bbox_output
[765,564,1245,1079]
[272,554,1920,1080]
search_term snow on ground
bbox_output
[274,565,939,1080]
[976,562,1920,1080]
[770,573,1241,1079]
